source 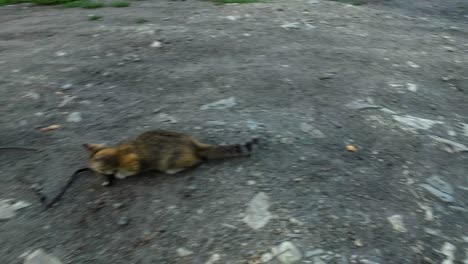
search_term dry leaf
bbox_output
[346,144,357,152]
[40,124,61,132]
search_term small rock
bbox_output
[176,247,193,257]
[387,215,407,232]
[289,217,304,226]
[23,249,62,264]
[61,83,72,90]
[247,180,256,185]
[205,253,221,264]
[426,176,453,194]
[55,51,67,57]
[154,113,177,124]
[242,192,272,230]
[420,184,455,203]
[39,124,61,132]
[393,115,442,132]
[200,97,236,110]
[58,95,76,107]
[441,242,456,264]
[300,123,325,138]
[429,135,468,153]
[113,203,124,209]
[117,216,129,226]
[225,15,240,21]
[0,199,31,220]
[406,83,418,93]
[271,241,302,264]
[261,252,274,262]
[24,91,40,100]
[150,41,162,48]
[281,22,302,29]
[406,61,420,68]
[444,46,456,52]
[66,112,82,122]
[345,100,381,110]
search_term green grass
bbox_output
[327,0,367,5]
[88,14,102,20]
[211,0,260,3]
[109,1,129,7]
[63,0,103,8]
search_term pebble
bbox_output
[392,115,442,132]
[345,100,381,110]
[61,83,72,90]
[261,252,274,262]
[429,135,468,153]
[420,184,455,203]
[24,91,40,100]
[406,61,420,68]
[55,51,67,57]
[66,112,82,122]
[0,199,31,220]
[300,123,326,138]
[271,241,302,264]
[387,215,407,233]
[247,180,256,185]
[176,247,193,257]
[154,113,178,124]
[406,83,418,92]
[281,22,302,29]
[117,216,129,226]
[58,95,76,107]
[150,41,162,48]
[200,97,237,110]
[242,192,272,230]
[23,249,62,264]
[205,253,221,264]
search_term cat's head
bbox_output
[83,143,118,175]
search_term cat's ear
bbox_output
[83,143,106,156]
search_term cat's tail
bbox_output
[195,138,259,160]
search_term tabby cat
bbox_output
[84,130,257,185]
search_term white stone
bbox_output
[23,249,62,264]
[200,97,236,110]
[205,253,221,264]
[242,192,272,230]
[0,199,31,220]
[392,115,442,131]
[272,241,302,264]
[406,83,418,92]
[406,61,420,68]
[300,123,326,138]
[150,41,162,48]
[387,215,407,232]
[261,252,274,262]
[176,247,193,257]
[441,242,456,264]
[55,51,67,57]
[430,136,468,153]
[66,112,82,122]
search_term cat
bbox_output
[84,130,258,185]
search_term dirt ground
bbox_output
[1,0,467,263]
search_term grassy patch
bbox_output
[211,0,260,3]
[63,0,103,8]
[88,14,102,20]
[327,0,367,5]
[109,1,129,7]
